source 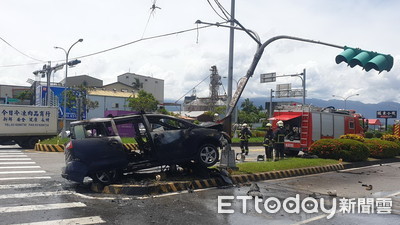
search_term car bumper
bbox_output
[61,161,89,183]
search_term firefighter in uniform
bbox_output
[239,123,252,155]
[273,120,286,160]
[263,123,274,161]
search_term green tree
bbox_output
[16,90,33,102]
[61,85,99,120]
[241,98,258,114]
[238,98,264,123]
[128,90,159,112]
[132,78,143,90]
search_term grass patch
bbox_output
[39,137,137,145]
[233,158,339,175]
[231,137,264,143]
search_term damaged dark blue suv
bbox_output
[61,113,230,184]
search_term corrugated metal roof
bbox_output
[88,90,136,98]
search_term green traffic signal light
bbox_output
[335,46,393,72]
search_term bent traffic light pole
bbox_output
[221,35,393,130]
[223,35,344,121]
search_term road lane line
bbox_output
[0,162,35,165]
[0,176,51,181]
[0,166,41,169]
[386,191,400,198]
[0,191,72,199]
[0,158,32,161]
[0,184,41,189]
[0,170,46,174]
[338,162,400,172]
[11,216,106,225]
[0,202,86,213]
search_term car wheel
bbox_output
[90,169,120,185]
[197,144,219,167]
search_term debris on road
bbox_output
[327,190,337,197]
[247,183,263,198]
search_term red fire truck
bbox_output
[269,104,366,156]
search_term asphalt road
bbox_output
[1,145,399,224]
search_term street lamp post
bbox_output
[55,39,83,138]
[332,93,359,109]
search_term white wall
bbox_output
[87,95,131,119]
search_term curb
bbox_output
[34,143,139,152]
[230,164,345,184]
[91,178,227,195]
[91,164,345,195]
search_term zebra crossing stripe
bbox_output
[0,176,51,181]
[0,170,46,174]
[0,158,31,161]
[0,184,41,189]
[11,216,106,225]
[0,191,72,199]
[0,162,35,165]
[0,153,24,155]
[0,155,27,158]
[0,166,41,169]
[0,151,22,153]
[0,202,86,213]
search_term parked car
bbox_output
[62,113,230,184]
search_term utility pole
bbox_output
[226,0,235,135]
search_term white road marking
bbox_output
[0,202,86,213]
[0,183,41,189]
[0,166,40,169]
[0,158,32,161]
[0,162,35,165]
[0,151,22,153]
[11,216,106,225]
[0,176,51,181]
[0,153,24,155]
[0,170,46,174]
[386,190,400,198]
[338,162,400,172]
[0,191,72,199]
[0,155,27,158]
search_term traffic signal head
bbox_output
[335,46,393,73]
[67,59,81,67]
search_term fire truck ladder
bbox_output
[300,109,310,148]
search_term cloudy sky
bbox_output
[1,0,399,104]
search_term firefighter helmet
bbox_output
[242,123,248,128]
[266,123,272,127]
[277,120,284,127]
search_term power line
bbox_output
[0,62,42,68]
[174,74,210,104]
[214,0,231,20]
[0,36,47,63]
[207,0,229,21]
[0,23,225,68]
[60,23,225,62]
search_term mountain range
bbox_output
[165,97,400,124]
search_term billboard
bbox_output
[37,85,86,120]
[376,111,397,119]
